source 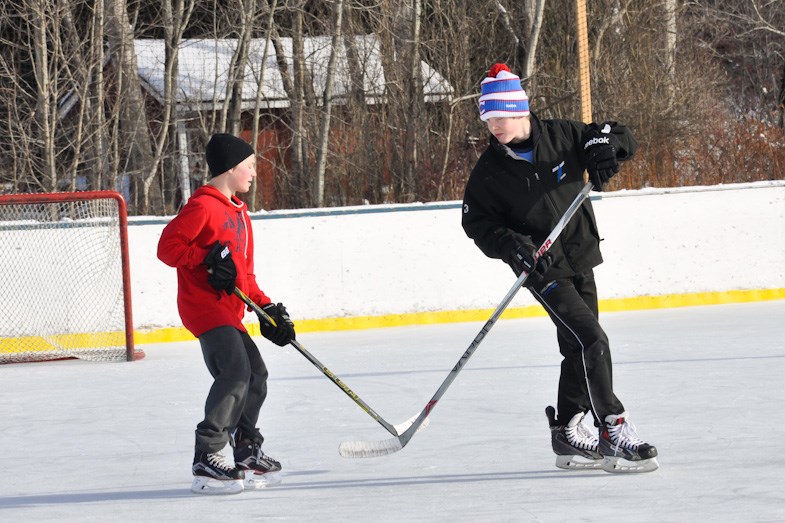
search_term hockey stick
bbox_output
[232,287,429,442]
[339,182,594,458]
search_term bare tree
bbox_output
[689,0,785,123]
[154,0,194,210]
[30,0,57,191]
[522,0,546,80]
[223,0,256,135]
[313,0,344,206]
[105,0,156,213]
[376,0,423,202]
[280,0,310,206]
[1,0,783,211]
[248,0,278,211]
[402,0,423,201]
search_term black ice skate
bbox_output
[234,437,282,489]
[191,450,245,495]
[598,412,659,473]
[545,406,603,470]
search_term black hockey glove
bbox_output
[582,123,621,191]
[501,234,554,289]
[204,241,237,294]
[259,302,296,347]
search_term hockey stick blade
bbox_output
[338,414,431,458]
[338,436,402,458]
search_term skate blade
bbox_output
[602,456,659,474]
[555,454,603,470]
[244,471,283,489]
[190,476,244,495]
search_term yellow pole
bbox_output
[575,0,592,124]
[575,0,592,184]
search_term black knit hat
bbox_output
[205,133,254,178]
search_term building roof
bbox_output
[135,35,453,110]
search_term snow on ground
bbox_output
[2,300,784,522]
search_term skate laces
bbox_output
[206,452,235,472]
[565,414,599,451]
[246,441,279,467]
[258,450,280,466]
[607,418,645,450]
[578,420,600,447]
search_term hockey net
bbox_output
[0,191,142,363]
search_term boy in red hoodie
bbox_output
[158,133,295,495]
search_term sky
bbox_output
[2,299,784,522]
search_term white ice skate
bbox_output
[234,437,283,489]
[191,450,245,495]
[546,406,603,470]
[190,475,244,495]
[599,412,659,473]
[243,470,283,490]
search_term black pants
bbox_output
[195,326,268,453]
[529,270,624,426]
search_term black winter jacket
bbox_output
[461,112,638,279]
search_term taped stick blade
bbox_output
[339,437,403,458]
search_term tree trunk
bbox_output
[92,0,111,192]
[31,0,57,191]
[250,0,278,211]
[313,0,344,207]
[105,0,156,213]
[291,6,309,205]
[224,0,255,135]
[664,0,677,107]
[270,26,298,205]
[342,3,373,203]
[402,0,422,202]
[778,62,785,129]
[522,0,545,81]
[379,0,419,202]
[60,1,93,191]
[159,0,194,211]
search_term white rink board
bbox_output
[131,181,785,331]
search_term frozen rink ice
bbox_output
[2,300,784,522]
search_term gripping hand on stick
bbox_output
[204,241,237,294]
[582,123,621,190]
[259,303,296,346]
[501,233,554,288]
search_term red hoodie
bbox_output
[157,185,271,337]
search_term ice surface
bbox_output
[2,301,784,522]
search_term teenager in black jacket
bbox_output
[462,63,658,473]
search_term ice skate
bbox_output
[598,412,659,473]
[545,406,603,470]
[234,437,283,489]
[191,450,245,495]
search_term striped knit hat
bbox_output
[478,63,530,121]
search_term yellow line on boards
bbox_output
[128,288,785,346]
[4,288,781,351]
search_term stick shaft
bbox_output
[398,182,594,446]
[233,287,399,437]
